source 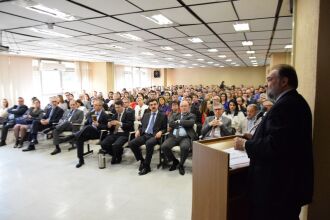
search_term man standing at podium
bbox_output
[234,64,313,220]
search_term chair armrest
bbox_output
[128,131,135,142]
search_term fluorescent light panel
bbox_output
[285,44,293,49]
[117,33,142,41]
[249,56,256,59]
[246,50,255,54]
[30,28,72,38]
[242,41,253,46]
[188,37,203,43]
[207,48,218,52]
[161,46,174,51]
[218,55,226,58]
[183,54,193,57]
[25,4,76,21]
[143,14,173,25]
[141,52,154,56]
[233,22,250,32]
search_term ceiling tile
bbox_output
[190,2,237,23]
[115,13,161,29]
[279,0,293,16]
[128,31,161,40]
[234,0,278,19]
[160,7,201,25]
[76,35,115,43]
[246,31,272,40]
[148,39,177,46]
[273,30,292,38]
[220,33,245,41]
[128,0,181,10]
[176,24,212,36]
[149,27,187,38]
[183,0,228,5]
[57,21,111,34]
[84,17,138,32]
[0,12,42,30]
[277,17,293,30]
[72,0,141,15]
[272,38,292,45]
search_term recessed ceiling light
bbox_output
[151,60,159,63]
[231,62,237,65]
[30,28,72,38]
[253,64,259,66]
[142,14,173,25]
[106,45,124,49]
[180,60,188,63]
[200,65,206,68]
[188,67,194,69]
[242,41,253,46]
[285,44,293,49]
[234,64,240,66]
[249,56,256,59]
[23,4,76,21]
[207,61,214,64]
[218,55,226,58]
[207,48,218,52]
[246,51,255,54]
[183,54,193,57]
[188,37,203,43]
[214,63,220,66]
[192,63,198,66]
[161,46,174,51]
[141,52,154,56]
[233,22,250,32]
[220,66,224,68]
[117,33,143,41]
[251,60,257,63]
[197,58,204,61]
[225,59,232,62]
[165,57,174,60]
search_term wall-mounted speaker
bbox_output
[153,70,160,78]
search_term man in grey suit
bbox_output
[50,100,84,155]
[161,100,198,175]
[201,104,234,139]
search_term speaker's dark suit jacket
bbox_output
[245,89,313,209]
[139,111,167,135]
[43,106,64,125]
[169,112,198,141]
[109,110,135,136]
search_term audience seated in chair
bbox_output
[0,98,9,124]
[22,97,64,152]
[0,97,28,146]
[13,99,43,148]
[70,99,108,168]
[161,100,198,176]
[201,104,234,140]
[50,100,84,155]
[100,100,134,164]
[128,99,167,175]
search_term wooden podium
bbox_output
[192,136,249,220]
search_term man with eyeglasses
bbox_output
[201,104,234,139]
[23,97,64,151]
[0,97,28,146]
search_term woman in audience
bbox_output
[57,95,68,110]
[220,93,229,111]
[224,99,246,135]
[13,99,43,148]
[236,96,247,116]
[158,96,171,116]
[76,99,88,115]
[83,93,92,110]
[0,98,9,124]
[200,100,214,125]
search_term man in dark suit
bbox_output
[234,64,313,220]
[73,99,108,168]
[128,99,167,175]
[23,97,64,151]
[161,100,198,175]
[100,100,134,164]
[0,97,28,146]
[50,100,84,155]
[201,104,234,139]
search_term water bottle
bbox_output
[98,153,106,169]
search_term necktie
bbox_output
[118,113,121,121]
[175,114,183,138]
[146,113,156,134]
[210,117,217,138]
[67,110,73,121]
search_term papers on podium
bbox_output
[223,147,250,169]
